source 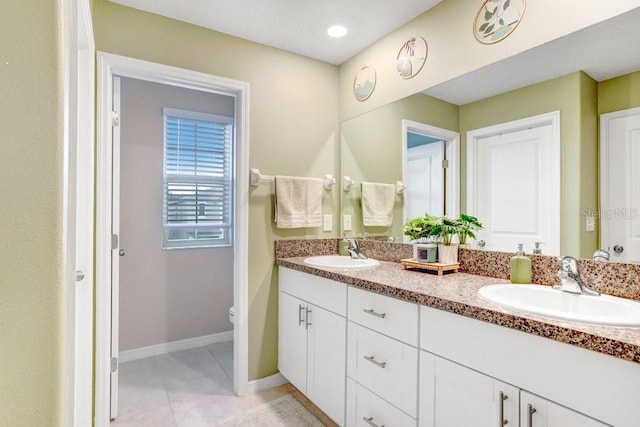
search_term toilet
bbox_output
[228,306,235,325]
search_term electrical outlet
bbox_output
[343,214,352,231]
[586,215,595,232]
[323,214,332,232]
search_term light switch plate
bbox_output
[323,214,332,232]
[343,214,352,231]
[586,215,595,232]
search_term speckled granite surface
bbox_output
[274,238,339,258]
[289,239,640,302]
[276,253,640,364]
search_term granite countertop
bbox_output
[276,257,640,364]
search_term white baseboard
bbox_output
[246,372,289,394]
[119,330,233,363]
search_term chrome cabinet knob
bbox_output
[76,271,85,282]
[613,245,624,254]
[119,249,126,256]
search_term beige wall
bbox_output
[0,1,66,425]
[119,77,235,351]
[338,0,639,121]
[93,0,339,379]
[459,71,599,258]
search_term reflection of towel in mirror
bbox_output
[275,176,324,228]
[362,182,395,227]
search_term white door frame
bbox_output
[95,52,250,426]
[402,120,460,221]
[63,0,94,425]
[466,111,561,253]
[600,106,640,253]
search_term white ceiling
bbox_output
[107,0,442,65]
[106,1,640,105]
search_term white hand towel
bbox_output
[275,176,324,228]
[361,182,395,227]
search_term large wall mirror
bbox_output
[340,8,640,261]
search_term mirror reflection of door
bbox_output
[402,120,461,244]
[467,112,561,254]
[405,133,445,220]
[601,108,640,263]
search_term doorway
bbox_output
[402,120,460,242]
[600,107,640,263]
[111,75,236,419]
[96,53,250,426]
[467,111,561,253]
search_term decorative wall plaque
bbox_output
[473,0,526,44]
[396,36,428,79]
[353,65,377,102]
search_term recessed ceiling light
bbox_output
[327,25,348,38]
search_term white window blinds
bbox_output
[163,108,234,248]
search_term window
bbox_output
[163,108,234,248]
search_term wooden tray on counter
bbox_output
[400,258,459,275]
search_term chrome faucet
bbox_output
[346,238,367,259]
[554,256,600,296]
[592,249,610,262]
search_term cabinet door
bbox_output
[494,380,519,427]
[347,379,417,427]
[278,291,308,393]
[420,351,517,427]
[307,304,347,426]
[520,391,609,427]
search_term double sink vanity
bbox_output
[275,239,640,427]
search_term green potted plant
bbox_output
[403,214,439,262]
[431,216,461,264]
[457,213,483,249]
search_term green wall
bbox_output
[459,71,599,258]
[0,1,66,425]
[599,70,640,114]
[341,93,459,238]
[92,0,340,381]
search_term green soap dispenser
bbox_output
[510,243,532,284]
[339,235,350,256]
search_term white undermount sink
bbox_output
[478,284,640,327]
[303,255,380,269]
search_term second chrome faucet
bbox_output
[555,256,600,296]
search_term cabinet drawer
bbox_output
[348,322,418,418]
[347,378,417,427]
[348,286,418,346]
[279,267,347,316]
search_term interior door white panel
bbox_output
[601,110,640,263]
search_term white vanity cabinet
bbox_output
[419,351,606,427]
[278,267,347,426]
[520,391,609,427]
[278,265,639,427]
[419,352,519,427]
[419,305,636,426]
[346,286,420,426]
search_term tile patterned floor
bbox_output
[111,342,336,426]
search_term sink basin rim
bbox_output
[478,284,640,327]
[303,255,380,269]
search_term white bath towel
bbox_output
[275,176,324,228]
[361,182,395,226]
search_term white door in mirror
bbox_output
[601,108,640,263]
[467,113,560,254]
